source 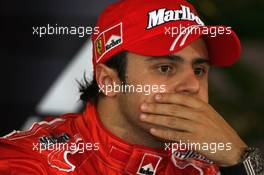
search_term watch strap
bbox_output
[220,147,264,175]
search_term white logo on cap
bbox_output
[105,35,122,51]
[94,22,123,63]
[170,25,201,51]
[147,5,204,29]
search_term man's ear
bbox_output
[95,63,120,97]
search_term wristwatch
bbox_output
[220,147,264,175]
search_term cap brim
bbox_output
[124,26,241,67]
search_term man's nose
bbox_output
[173,69,200,95]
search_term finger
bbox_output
[140,103,202,122]
[149,128,191,142]
[140,114,198,132]
[154,93,205,109]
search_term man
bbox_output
[0,0,263,174]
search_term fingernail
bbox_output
[140,114,147,120]
[150,128,156,133]
[155,94,162,100]
[141,103,148,110]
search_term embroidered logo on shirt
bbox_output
[137,153,162,175]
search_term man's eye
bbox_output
[194,67,206,76]
[158,65,173,74]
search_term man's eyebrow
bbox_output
[192,58,210,66]
[145,55,209,66]
[145,55,184,62]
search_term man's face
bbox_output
[117,38,209,131]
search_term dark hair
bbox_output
[78,51,128,104]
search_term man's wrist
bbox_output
[220,147,264,175]
[225,146,248,166]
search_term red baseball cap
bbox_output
[92,0,241,71]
